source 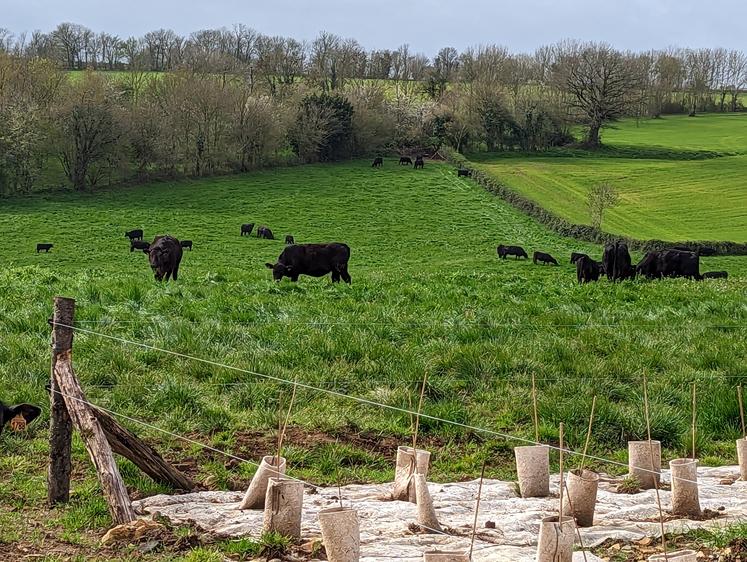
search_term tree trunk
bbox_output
[585,123,601,148]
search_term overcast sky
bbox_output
[4,0,747,55]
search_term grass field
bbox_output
[0,161,745,559]
[470,113,747,242]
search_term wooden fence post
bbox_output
[48,296,74,506]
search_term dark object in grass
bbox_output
[130,240,150,252]
[497,245,528,259]
[372,157,383,167]
[180,240,193,251]
[36,243,53,253]
[533,251,558,265]
[414,156,424,169]
[125,229,143,241]
[457,168,471,177]
[265,243,351,283]
[241,223,255,236]
[400,156,412,165]
[0,401,41,435]
[257,226,274,240]
[570,252,588,264]
[603,242,634,281]
[576,255,602,284]
[285,235,295,245]
[702,270,728,279]
[145,235,183,282]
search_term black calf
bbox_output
[36,243,53,253]
[372,157,383,167]
[180,240,193,251]
[533,251,559,265]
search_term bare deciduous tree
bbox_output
[587,182,619,229]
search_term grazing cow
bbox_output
[457,169,472,177]
[399,156,413,165]
[285,235,295,245]
[241,223,255,237]
[414,156,424,169]
[635,251,660,279]
[570,252,589,264]
[0,401,41,435]
[36,243,53,253]
[372,157,383,168]
[180,240,193,251]
[702,271,728,279]
[130,240,150,252]
[658,249,701,280]
[576,255,602,284]
[145,235,183,282]
[257,226,274,240]
[125,229,144,241]
[265,243,351,283]
[533,251,559,265]
[497,245,528,260]
[603,242,632,282]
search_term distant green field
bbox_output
[470,114,747,242]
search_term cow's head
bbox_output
[265,262,292,281]
[0,402,41,436]
[145,246,168,281]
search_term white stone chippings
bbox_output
[132,465,745,562]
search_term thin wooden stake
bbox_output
[276,379,298,479]
[738,386,746,438]
[644,374,668,561]
[469,459,487,560]
[580,396,597,471]
[411,371,429,452]
[691,383,697,460]
[563,482,589,562]
[531,373,540,443]
[559,422,565,521]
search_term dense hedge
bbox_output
[443,148,747,256]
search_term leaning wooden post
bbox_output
[51,299,135,525]
[48,296,74,506]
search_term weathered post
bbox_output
[48,296,74,506]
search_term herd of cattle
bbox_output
[497,242,728,283]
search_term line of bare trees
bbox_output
[1,23,746,196]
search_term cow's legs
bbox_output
[331,272,340,283]
[341,269,351,284]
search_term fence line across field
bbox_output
[51,320,727,487]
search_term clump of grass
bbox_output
[616,475,641,494]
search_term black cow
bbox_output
[636,251,660,279]
[257,226,274,240]
[241,223,255,237]
[570,252,589,264]
[285,235,295,245]
[658,249,701,280]
[1,402,41,435]
[533,251,558,265]
[576,255,602,284]
[36,243,53,253]
[125,229,144,241]
[265,243,351,283]
[399,156,413,165]
[603,242,632,281]
[372,157,383,167]
[180,240,193,251]
[702,271,728,279]
[699,247,717,256]
[497,245,528,260]
[145,235,183,282]
[414,156,424,169]
[130,240,150,252]
[457,169,472,177]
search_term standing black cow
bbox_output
[399,156,412,165]
[145,235,183,281]
[36,243,53,253]
[125,229,144,241]
[533,251,558,265]
[636,251,661,279]
[603,242,633,281]
[257,226,274,240]
[414,156,424,169]
[457,169,472,177]
[658,249,701,280]
[285,235,295,245]
[265,243,351,283]
[1,401,41,435]
[570,252,589,264]
[576,255,602,284]
[180,240,193,251]
[702,271,728,279]
[241,223,255,236]
[372,157,383,167]
[130,240,150,252]
[497,245,528,259]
